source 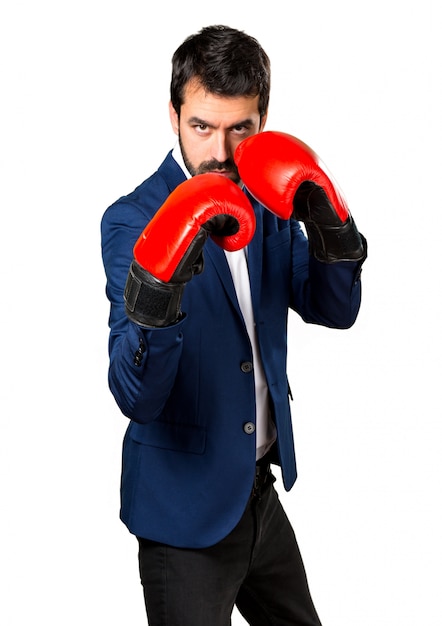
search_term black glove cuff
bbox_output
[304,216,367,263]
[124,260,185,328]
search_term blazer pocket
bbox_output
[129,420,206,455]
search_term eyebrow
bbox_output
[187,116,256,130]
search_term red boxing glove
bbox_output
[124,173,256,327]
[235,131,366,263]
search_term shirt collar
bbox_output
[171,142,192,180]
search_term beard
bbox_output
[179,134,241,184]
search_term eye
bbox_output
[193,123,210,135]
[231,124,252,136]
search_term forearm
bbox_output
[301,256,363,328]
[102,203,184,422]
[108,317,185,422]
[289,220,364,328]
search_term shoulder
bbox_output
[101,151,186,229]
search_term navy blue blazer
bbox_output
[101,151,364,548]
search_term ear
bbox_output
[169,101,179,135]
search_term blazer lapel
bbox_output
[246,201,264,319]
[204,198,264,320]
[204,240,240,313]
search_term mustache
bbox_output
[196,158,238,175]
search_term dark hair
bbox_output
[170,25,270,121]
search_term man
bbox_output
[101,25,366,625]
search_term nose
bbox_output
[211,132,231,163]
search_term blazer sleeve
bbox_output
[289,218,365,329]
[101,200,185,423]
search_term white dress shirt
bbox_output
[172,144,277,459]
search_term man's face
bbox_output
[169,78,267,184]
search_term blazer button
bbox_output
[243,422,255,435]
[134,348,144,366]
[138,338,146,353]
[240,361,253,373]
[134,337,146,366]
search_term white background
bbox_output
[1,1,441,624]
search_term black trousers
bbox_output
[137,471,322,626]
